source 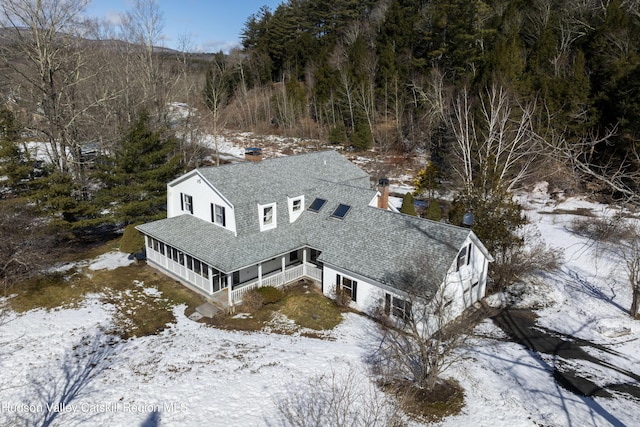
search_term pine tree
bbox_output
[0,109,32,194]
[96,111,181,224]
[414,161,440,199]
[417,0,491,83]
[31,169,87,226]
[424,200,443,222]
[376,0,417,90]
[400,192,417,216]
[457,188,527,261]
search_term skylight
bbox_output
[331,203,351,219]
[308,198,327,212]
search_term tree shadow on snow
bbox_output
[140,409,160,427]
[488,310,636,427]
[560,268,627,315]
[14,331,122,427]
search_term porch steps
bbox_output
[195,302,221,318]
[193,289,231,319]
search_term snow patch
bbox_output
[88,251,135,271]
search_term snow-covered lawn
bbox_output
[0,298,375,426]
[440,193,640,427]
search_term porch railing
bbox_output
[306,264,322,282]
[147,248,211,293]
[230,263,320,305]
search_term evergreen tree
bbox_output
[424,200,443,222]
[456,188,527,269]
[376,0,417,91]
[414,161,440,199]
[328,123,347,145]
[350,117,372,150]
[588,0,640,143]
[0,109,32,194]
[400,192,417,216]
[31,169,87,226]
[481,32,528,93]
[96,111,181,224]
[241,6,277,85]
[416,0,492,83]
[611,64,640,139]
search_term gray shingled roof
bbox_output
[138,150,488,288]
[187,150,370,237]
[304,206,471,291]
[195,150,370,205]
[137,213,306,272]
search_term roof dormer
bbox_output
[288,195,304,223]
[258,202,277,231]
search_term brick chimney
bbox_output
[377,178,389,210]
[245,147,263,162]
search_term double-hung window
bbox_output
[288,196,304,223]
[211,203,226,227]
[263,206,273,224]
[384,294,412,322]
[336,274,357,302]
[181,193,193,214]
[259,203,277,231]
[456,243,472,271]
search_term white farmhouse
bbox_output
[137,150,492,321]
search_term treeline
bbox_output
[238,0,639,156]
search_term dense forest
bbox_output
[239,0,639,164]
[0,0,639,236]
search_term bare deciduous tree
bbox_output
[330,41,356,135]
[119,0,166,111]
[618,223,640,318]
[450,84,540,196]
[547,125,640,205]
[490,225,563,292]
[371,261,471,393]
[0,0,105,178]
[407,67,451,156]
[203,55,231,165]
[446,85,542,292]
[274,367,403,427]
[353,44,377,149]
[168,35,210,169]
[0,199,58,326]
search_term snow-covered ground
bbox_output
[0,298,375,426]
[1,191,638,426]
[445,191,640,427]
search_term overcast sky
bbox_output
[84,0,283,53]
